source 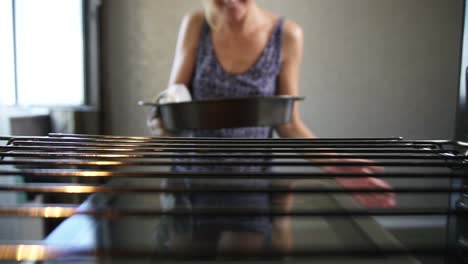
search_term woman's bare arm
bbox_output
[147,12,204,136]
[168,11,205,87]
[275,20,316,139]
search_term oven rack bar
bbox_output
[42,133,465,146]
[2,135,405,142]
[4,135,446,144]
[0,145,457,154]
[0,159,464,167]
[0,170,463,179]
[0,150,463,160]
[0,205,460,218]
[0,244,458,260]
[49,132,405,141]
[8,140,441,149]
[4,134,465,150]
[0,183,461,194]
[27,140,426,146]
[1,135,425,144]
[2,135,432,143]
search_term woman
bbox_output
[149,0,395,255]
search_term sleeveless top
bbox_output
[165,17,285,235]
[191,17,285,138]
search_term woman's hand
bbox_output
[319,158,384,174]
[320,159,396,208]
[335,176,396,208]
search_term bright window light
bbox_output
[0,0,16,106]
[460,3,468,103]
[15,0,85,106]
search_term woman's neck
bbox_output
[219,5,264,35]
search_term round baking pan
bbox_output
[139,96,304,131]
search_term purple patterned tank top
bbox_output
[167,18,285,235]
[190,17,285,138]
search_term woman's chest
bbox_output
[211,32,271,75]
[192,27,281,99]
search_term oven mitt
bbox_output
[158,84,192,104]
[147,84,192,136]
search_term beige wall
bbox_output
[101,0,463,139]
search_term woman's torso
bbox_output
[168,15,285,234]
[191,15,284,138]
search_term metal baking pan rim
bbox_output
[138,95,304,107]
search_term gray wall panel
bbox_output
[101,0,463,139]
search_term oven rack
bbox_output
[0,244,461,260]
[0,133,466,262]
[0,133,465,206]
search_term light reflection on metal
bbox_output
[0,245,64,261]
[96,154,131,158]
[79,171,112,177]
[15,245,47,261]
[0,245,49,261]
[43,207,75,218]
[5,206,77,218]
[92,161,123,166]
[63,185,98,193]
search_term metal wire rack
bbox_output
[0,133,466,263]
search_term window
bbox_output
[0,0,86,107]
[457,1,468,141]
[0,0,16,105]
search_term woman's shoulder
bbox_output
[263,11,303,44]
[261,9,301,35]
[178,10,206,49]
[182,10,205,28]
[282,18,303,45]
[181,10,206,38]
[279,17,303,61]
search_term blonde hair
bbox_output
[203,0,220,30]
